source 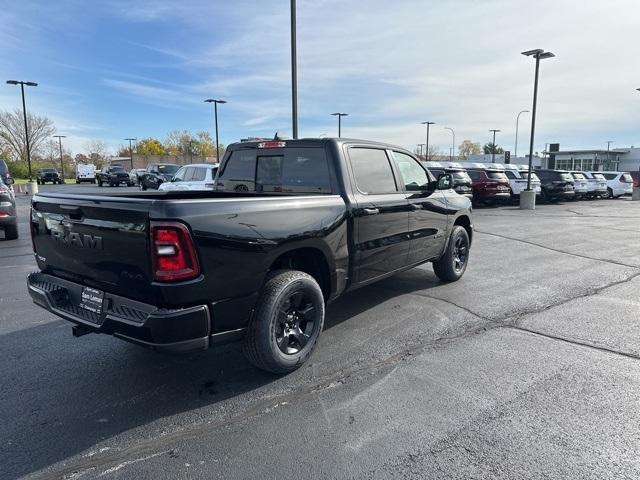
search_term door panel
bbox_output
[346,147,411,284]
[390,151,450,263]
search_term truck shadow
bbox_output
[1,267,442,479]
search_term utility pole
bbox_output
[125,138,136,169]
[6,80,38,180]
[421,121,435,161]
[290,0,298,139]
[489,129,501,163]
[53,135,66,180]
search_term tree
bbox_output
[163,130,192,155]
[0,109,55,161]
[458,140,481,158]
[136,138,164,156]
[85,139,109,161]
[195,131,216,157]
[483,142,504,155]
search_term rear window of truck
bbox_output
[217,147,332,194]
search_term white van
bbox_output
[76,163,96,184]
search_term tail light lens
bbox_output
[150,221,200,282]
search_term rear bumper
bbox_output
[27,272,213,353]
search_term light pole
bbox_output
[421,121,435,161]
[6,80,38,180]
[331,113,348,137]
[125,138,136,169]
[290,0,298,139]
[514,110,529,158]
[489,129,501,163]
[444,127,455,162]
[417,143,426,160]
[204,99,226,162]
[52,135,66,179]
[521,48,555,209]
[606,140,613,170]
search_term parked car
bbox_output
[630,171,640,188]
[598,171,634,198]
[465,166,511,205]
[36,168,63,185]
[423,161,473,199]
[580,171,608,199]
[0,176,17,240]
[129,168,146,185]
[139,163,180,190]
[27,138,472,374]
[0,159,13,190]
[535,170,576,202]
[503,164,541,199]
[96,165,132,187]
[75,163,96,184]
[158,163,219,192]
[569,172,589,200]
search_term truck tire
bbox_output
[98,180,103,187]
[4,222,18,240]
[244,269,325,374]
[433,226,469,282]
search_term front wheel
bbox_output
[433,226,470,282]
[244,270,325,374]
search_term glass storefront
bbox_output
[555,158,595,171]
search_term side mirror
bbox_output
[6,177,15,185]
[437,173,452,190]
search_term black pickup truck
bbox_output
[96,165,132,187]
[27,138,473,373]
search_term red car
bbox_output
[466,167,511,205]
[630,171,640,188]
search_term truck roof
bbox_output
[227,137,414,154]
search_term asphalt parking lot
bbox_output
[1,184,639,479]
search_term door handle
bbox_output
[363,208,379,216]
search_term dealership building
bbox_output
[464,146,640,172]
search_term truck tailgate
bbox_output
[31,194,155,302]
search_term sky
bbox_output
[1,0,639,157]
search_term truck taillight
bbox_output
[150,221,200,282]
[258,141,286,149]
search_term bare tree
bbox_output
[85,139,109,161]
[0,109,55,161]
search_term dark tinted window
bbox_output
[218,151,256,189]
[621,173,633,182]
[504,170,518,179]
[602,173,617,180]
[486,171,507,180]
[467,170,483,180]
[218,147,332,194]
[110,166,125,172]
[349,148,397,194]
[0,160,7,175]
[429,168,444,177]
[158,164,179,174]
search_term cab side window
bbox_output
[173,167,187,182]
[348,148,398,194]
[392,151,430,191]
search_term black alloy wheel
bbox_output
[275,290,317,355]
[244,270,325,374]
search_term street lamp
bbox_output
[421,121,435,161]
[205,99,226,163]
[290,0,298,139]
[52,135,66,180]
[331,113,348,137]
[514,110,529,158]
[521,49,555,206]
[417,143,426,160]
[125,138,136,169]
[6,80,38,180]
[489,129,501,163]
[444,127,455,162]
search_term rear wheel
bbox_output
[4,222,18,240]
[433,226,469,282]
[603,187,613,199]
[244,270,325,374]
